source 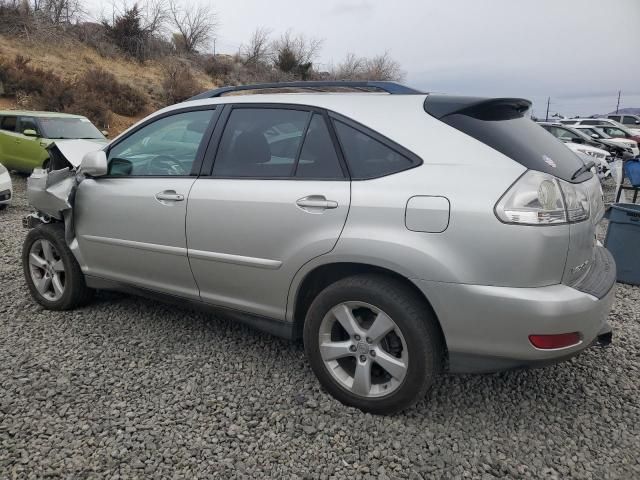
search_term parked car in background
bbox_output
[608,114,640,127]
[0,111,108,173]
[574,125,639,156]
[0,163,11,210]
[560,117,640,136]
[592,123,640,145]
[539,122,634,159]
[537,123,611,178]
[22,81,615,414]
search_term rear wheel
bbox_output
[304,274,443,414]
[22,223,93,310]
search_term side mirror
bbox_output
[80,150,108,177]
[591,133,600,139]
[23,129,38,137]
[101,130,109,137]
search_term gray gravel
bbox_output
[1,173,639,479]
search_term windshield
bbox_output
[565,127,597,142]
[39,117,105,140]
[589,128,613,139]
[578,127,611,139]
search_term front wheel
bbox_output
[303,274,443,415]
[22,223,93,310]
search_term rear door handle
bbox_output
[155,190,184,202]
[296,195,338,212]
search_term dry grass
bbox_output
[0,34,216,134]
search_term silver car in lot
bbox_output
[22,81,616,414]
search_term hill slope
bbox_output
[0,34,215,134]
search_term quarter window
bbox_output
[333,120,416,179]
[107,109,215,176]
[0,116,17,132]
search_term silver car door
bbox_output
[187,106,350,319]
[74,107,218,299]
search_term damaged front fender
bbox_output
[26,140,105,220]
[27,167,79,221]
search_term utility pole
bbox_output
[213,38,216,57]
[545,97,550,122]
[616,90,621,114]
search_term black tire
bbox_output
[0,204,7,211]
[22,223,93,310]
[303,274,443,415]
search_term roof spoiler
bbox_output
[187,81,423,101]
[424,95,531,120]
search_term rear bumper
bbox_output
[413,249,616,373]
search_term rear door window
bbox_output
[296,114,344,179]
[333,120,418,179]
[213,108,308,178]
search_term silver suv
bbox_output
[22,81,616,414]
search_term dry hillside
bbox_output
[0,34,216,135]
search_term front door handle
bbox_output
[296,195,338,212]
[155,190,184,202]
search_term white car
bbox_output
[560,117,640,136]
[0,163,12,210]
[564,142,611,178]
[574,126,639,157]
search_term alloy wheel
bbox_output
[28,239,65,301]
[318,301,409,398]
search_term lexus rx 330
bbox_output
[22,81,616,414]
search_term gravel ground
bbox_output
[1,174,639,479]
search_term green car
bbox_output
[0,111,108,173]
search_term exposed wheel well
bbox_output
[292,262,447,352]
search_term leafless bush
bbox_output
[271,30,322,79]
[66,92,112,128]
[202,55,234,77]
[169,0,216,54]
[161,60,201,105]
[241,27,271,67]
[332,52,404,81]
[80,67,146,116]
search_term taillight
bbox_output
[529,332,581,349]
[495,171,590,225]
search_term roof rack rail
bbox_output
[187,81,423,101]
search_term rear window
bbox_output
[439,114,589,182]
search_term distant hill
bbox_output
[608,108,640,115]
